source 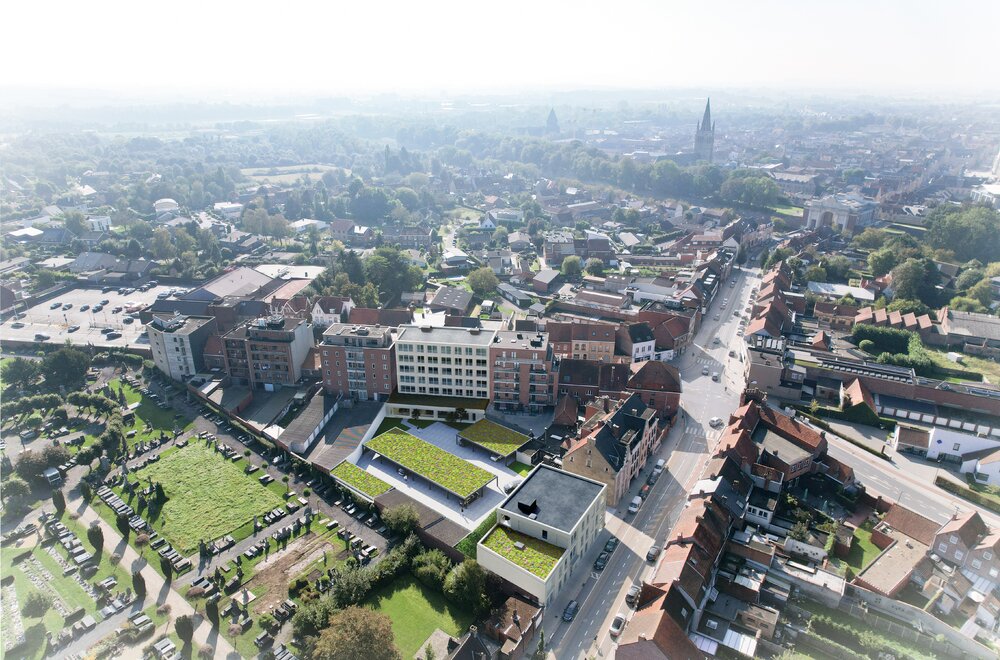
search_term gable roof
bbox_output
[937,511,988,549]
[348,307,412,327]
[881,503,942,545]
[627,361,682,393]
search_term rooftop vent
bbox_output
[513,541,526,551]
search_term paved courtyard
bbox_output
[357,421,522,532]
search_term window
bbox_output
[938,543,948,553]
[955,550,964,561]
[950,535,959,544]
[991,568,998,578]
[541,530,548,540]
[985,551,993,560]
[973,559,982,570]
[953,443,961,451]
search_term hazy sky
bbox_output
[3,0,997,98]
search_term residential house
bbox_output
[320,323,397,401]
[311,296,354,328]
[563,394,661,506]
[547,322,618,363]
[428,286,474,315]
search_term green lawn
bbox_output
[366,430,494,498]
[481,526,563,578]
[458,419,529,457]
[844,523,881,571]
[924,348,1000,384]
[771,204,804,217]
[509,461,533,477]
[120,442,284,553]
[331,461,392,499]
[107,378,193,446]
[366,575,474,657]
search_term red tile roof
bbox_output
[881,503,942,545]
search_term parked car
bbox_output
[562,600,579,622]
[106,332,122,340]
[80,305,90,312]
[709,417,724,428]
[653,458,665,476]
[67,325,80,333]
[625,584,641,606]
[604,537,620,553]
[11,321,24,328]
[62,303,73,310]
[702,366,710,376]
[646,545,661,562]
[593,551,610,571]
[609,613,626,637]
[50,302,61,309]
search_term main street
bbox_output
[546,263,760,658]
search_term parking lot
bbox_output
[1,284,177,348]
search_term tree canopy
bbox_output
[312,606,401,660]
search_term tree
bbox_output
[890,258,938,304]
[823,255,853,281]
[381,504,420,536]
[969,279,994,308]
[533,629,546,660]
[52,489,66,513]
[87,522,104,550]
[858,340,875,354]
[886,299,931,317]
[949,296,987,313]
[175,614,194,643]
[63,210,88,237]
[292,597,338,639]
[312,606,401,660]
[3,477,31,503]
[466,267,499,297]
[561,255,583,278]
[412,549,451,591]
[955,268,985,291]
[1,357,40,390]
[852,228,888,251]
[132,570,146,598]
[22,590,53,617]
[443,560,489,615]
[926,205,1000,264]
[804,265,827,283]
[584,258,605,276]
[867,248,898,277]
[41,347,91,389]
[160,554,173,581]
[282,475,290,494]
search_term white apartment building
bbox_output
[146,314,217,381]
[478,465,606,606]
[394,325,497,399]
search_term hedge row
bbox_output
[935,475,1000,516]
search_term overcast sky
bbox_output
[3,0,997,98]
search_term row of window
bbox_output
[398,385,487,397]
[399,344,487,357]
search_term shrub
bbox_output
[135,533,150,547]
[412,549,451,591]
[858,339,875,354]
[187,586,205,598]
[22,590,53,617]
[156,604,171,617]
[197,645,214,659]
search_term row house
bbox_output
[562,394,661,506]
[547,321,618,363]
[320,323,397,402]
[489,330,558,414]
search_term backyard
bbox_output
[366,430,495,498]
[365,574,474,657]
[120,442,284,553]
[924,348,1000,384]
[829,522,882,575]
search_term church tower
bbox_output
[694,98,715,163]
[546,108,560,136]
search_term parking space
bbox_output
[1,284,177,348]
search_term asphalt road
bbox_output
[546,265,759,658]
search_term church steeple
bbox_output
[694,98,715,163]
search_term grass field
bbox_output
[124,442,284,553]
[240,164,343,185]
[842,523,881,572]
[366,575,474,657]
[924,348,1000,384]
[366,430,494,498]
[509,461,533,477]
[771,204,804,217]
[108,378,193,446]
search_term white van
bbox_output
[653,459,666,475]
[712,372,721,382]
[628,496,643,514]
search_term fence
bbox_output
[845,584,994,659]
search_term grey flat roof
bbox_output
[397,325,496,346]
[279,393,337,448]
[500,464,604,533]
[753,427,811,465]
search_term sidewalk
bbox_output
[71,495,239,659]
